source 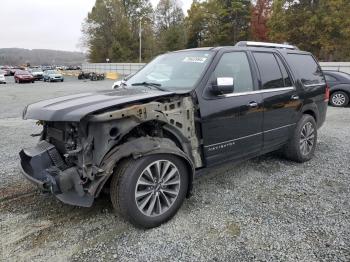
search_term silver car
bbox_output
[0,70,6,84]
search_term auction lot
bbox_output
[0,77,349,261]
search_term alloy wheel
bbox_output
[332,93,346,106]
[300,122,315,155]
[135,160,181,217]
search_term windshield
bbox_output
[126,50,213,91]
[17,70,30,75]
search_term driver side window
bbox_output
[213,52,254,93]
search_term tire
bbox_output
[61,79,64,82]
[330,91,349,107]
[110,154,189,228]
[283,114,317,163]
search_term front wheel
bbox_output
[330,91,349,107]
[110,154,189,228]
[283,114,317,163]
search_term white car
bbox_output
[111,73,134,89]
[112,80,126,89]
[0,70,6,84]
[29,68,44,80]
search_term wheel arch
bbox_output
[95,136,195,199]
[329,84,350,96]
[301,104,319,123]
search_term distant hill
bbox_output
[0,48,87,66]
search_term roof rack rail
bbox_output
[235,41,298,50]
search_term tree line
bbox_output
[82,0,350,62]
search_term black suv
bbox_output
[20,42,328,228]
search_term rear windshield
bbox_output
[287,54,325,86]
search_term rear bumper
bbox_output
[19,141,94,207]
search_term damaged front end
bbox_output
[19,122,94,207]
[20,94,202,208]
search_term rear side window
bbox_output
[287,54,325,86]
[275,55,292,87]
[253,52,285,89]
[325,74,337,82]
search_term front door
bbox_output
[198,51,264,166]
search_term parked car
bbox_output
[0,67,11,76]
[43,70,64,82]
[78,71,91,80]
[112,73,134,89]
[14,70,35,83]
[0,70,6,84]
[11,67,25,76]
[29,68,44,80]
[90,72,105,81]
[20,42,328,228]
[323,70,350,107]
[78,71,105,81]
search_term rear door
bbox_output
[252,51,301,151]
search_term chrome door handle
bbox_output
[291,94,299,100]
[248,101,258,108]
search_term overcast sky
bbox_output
[0,0,192,52]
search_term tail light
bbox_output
[325,84,330,102]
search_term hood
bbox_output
[32,72,43,76]
[23,88,175,121]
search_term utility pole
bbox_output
[139,18,142,63]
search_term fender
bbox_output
[300,102,319,123]
[90,136,195,198]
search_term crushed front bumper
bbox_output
[19,141,94,207]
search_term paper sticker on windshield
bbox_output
[183,57,207,63]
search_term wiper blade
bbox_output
[131,82,166,91]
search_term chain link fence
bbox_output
[82,63,146,78]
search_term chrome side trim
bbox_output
[222,86,294,98]
[263,123,296,133]
[304,83,326,87]
[204,123,296,148]
[204,132,263,148]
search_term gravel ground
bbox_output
[1,78,349,261]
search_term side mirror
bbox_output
[210,77,234,95]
